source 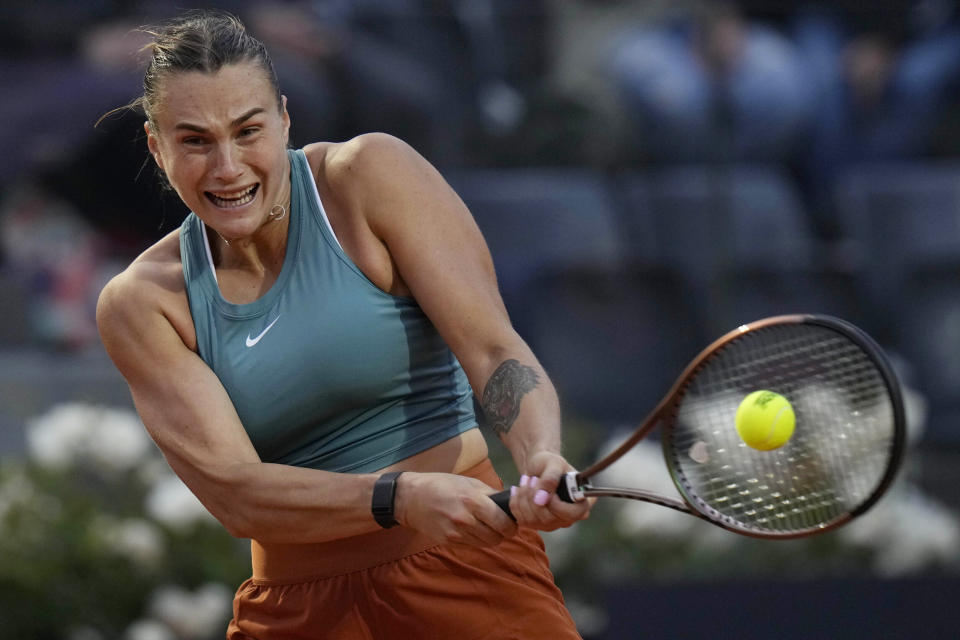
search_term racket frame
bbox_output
[554,314,907,539]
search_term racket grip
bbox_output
[490,489,514,520]
[489,472,580,520]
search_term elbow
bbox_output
[192,491,255,539]
[206,495,261,539]
[189,464,260,539]
[222,517,254,540]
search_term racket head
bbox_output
[660,314,906,539]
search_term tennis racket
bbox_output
[490,314,906,539]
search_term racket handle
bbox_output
[489,472,580,520]
[490,489,514,520]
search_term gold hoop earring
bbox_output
[270,205,287,221]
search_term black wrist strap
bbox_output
[371,471,404,529]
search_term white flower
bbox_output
[68,626,106,640]
[0,468,32,519]
[595,431,736,553]
[596,432,680,499]
[149,583,233,639]
[0,466,61,522]
[124,619,176,640]
[138,457,174,487]
[25,403,151,473]
[593,434,692,539]
[26,403,95,469]
[90,515,165,568]
[88,407,153,472]
[145,473,217,532]
[901,384,929,446]
[840,484,960,577]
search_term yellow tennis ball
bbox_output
[735,390,795,451]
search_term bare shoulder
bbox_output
[98,231,182,316]
[306,134,439,200]
[97,230,197,364]
[304,132,416,169]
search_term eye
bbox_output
[239,126,261,138]
[182,136,207,146]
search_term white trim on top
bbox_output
[199,222,218,285]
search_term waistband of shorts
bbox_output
[249,456,503,584]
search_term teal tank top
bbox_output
[179,148,476,473]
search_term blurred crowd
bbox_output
[3,5,960,636]
[2,0,960,350]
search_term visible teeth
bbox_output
[208,185,257,207]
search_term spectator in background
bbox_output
[541,0,694,166]
[248,0,544,167]
[248,0,478,165]
[0,1,158,350]
[0,1,150,187]
[607,0,810,164]
[27,1,496,256]
[791,0,960,237]
[0,185,109,349]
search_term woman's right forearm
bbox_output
[99,269,412,544]
[174,457,385,543]
[186,460,516,547]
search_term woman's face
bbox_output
[146,62,290,241]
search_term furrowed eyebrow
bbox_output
[174,107,266,133]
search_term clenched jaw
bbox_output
[206,184,259,208]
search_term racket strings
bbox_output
[667,324,897,535]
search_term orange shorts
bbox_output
[226,458,581,640]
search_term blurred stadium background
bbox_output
[2,1,960,638]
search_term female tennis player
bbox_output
[96,9,590,639]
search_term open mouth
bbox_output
[205,184,259,208]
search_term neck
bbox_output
[213,159,293,271]
[215,213,288,270]
[206,211,291,305]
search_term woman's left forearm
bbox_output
[479,353,564,474]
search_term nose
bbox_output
[210,143,243,182]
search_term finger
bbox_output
[478,493,519,537]
[546,494,592,523]
[532,462,568,496]
[451,520,507,548]
[463,527,503,548]
[519,489,592,531]
[514,476,562,529]
[446,530,495,548]
[477,518,513,545]
[509,477,539,526]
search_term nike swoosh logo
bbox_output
[245,315,281,347]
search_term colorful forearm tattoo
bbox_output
[481,359,540,437]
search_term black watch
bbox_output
[371,471,404,529]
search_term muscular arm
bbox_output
[97,251,514,546]
[332,134,588,528]
[482,359,549,439]
[97,265,381,543]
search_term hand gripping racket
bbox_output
[491,314,906,539]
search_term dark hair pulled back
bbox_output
[108,9,282,128]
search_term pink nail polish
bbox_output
[534,490,550,506]
[519,475,529,487]
[530,476,539,489]
[510,485,517,497]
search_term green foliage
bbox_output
[4,403,957,638]
[0,453,248,639]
